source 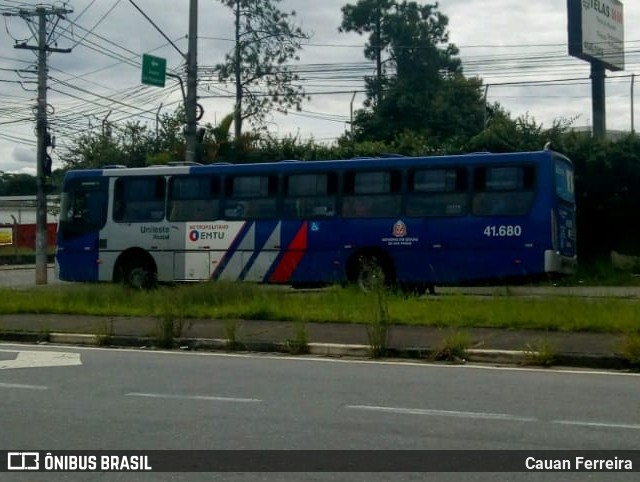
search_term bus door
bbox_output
[56,177,108,281]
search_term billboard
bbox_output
[568,0,624,71]
[0,227,12,246]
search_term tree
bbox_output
[341,1,486,145]
[61,129,124,170]
[339,0,395,106]
[216,0,310,140]
[60,118,156,169]
[0,172,37,195]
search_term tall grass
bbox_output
[0,282,638,334]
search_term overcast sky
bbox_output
[0,0,638,175]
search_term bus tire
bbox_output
[115,251,157,290]
[348,251,395,292]
[125,264,156,290]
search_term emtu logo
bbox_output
[189,230,200,242]
[7,452,40,470]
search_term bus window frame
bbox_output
[471,164,537,217]
[113,176,167,223]
[341,168,402,219]
[167,175,221,222]
[222,173,279,220]
[282,171,338,219]
[405,166,469,217]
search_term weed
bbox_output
[39,323,51,342]
[155,317,176,349]
[224,319,243,351]
[362,260,390,358]
[619,333,640,368]
[432,330,470,363]
[154,293,192,348]
[94,318,114,346]
[522,338,558,367]
[285,320,309,355]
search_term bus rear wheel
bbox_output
[351,253,395,292]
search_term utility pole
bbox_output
[631,74,635,135]
[7,5,72,284]
[184,0,198,163]
[130,0,199,163]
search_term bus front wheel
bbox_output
[116,253,157,290]
[125,265,155,290]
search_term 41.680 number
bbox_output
[483,225,522,237]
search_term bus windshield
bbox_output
[59,178,109,236]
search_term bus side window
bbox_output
[406,168,468,217]
[342,170,401,218]
[168,176,220,221]
[283,173,337,219]
[113,177,166,222]
[224,175,277,220]
[472,166,535,216]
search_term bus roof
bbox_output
[63,150,570,182]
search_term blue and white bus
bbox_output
[56,148,577,291]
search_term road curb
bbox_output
[0,331,633,371]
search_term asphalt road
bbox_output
[1,344,639,481]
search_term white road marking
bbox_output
[0,382,48,390]
[346,404,537,423]
[347,405,640,432]
[126,392,262,403]
[553,420,640,430]
[0,349,82,370]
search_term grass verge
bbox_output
[0,282,638,334]
[619,333,640,369]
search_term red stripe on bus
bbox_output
[270,222,308,283]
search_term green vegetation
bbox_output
[431,330,470,362]
[619,334,640,368]
[154,299,191,348]
[556,259,640,287]
[94,318,114,346]
[0,282,637,334]
[224,319,243,351]
[362,259,391,358]
[285,320,309,355]
[216,0,309,140]
[522,338,558,367]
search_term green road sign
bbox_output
[141,54,166,87]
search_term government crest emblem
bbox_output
[393,220,407,238]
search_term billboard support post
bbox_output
[567,0,624,139]
[591,62,606,140]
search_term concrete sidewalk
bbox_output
[0,313,634,371]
